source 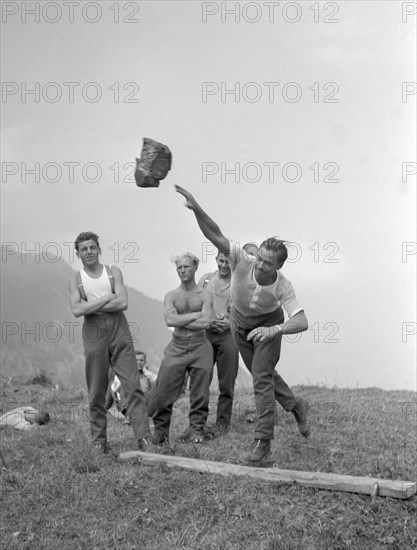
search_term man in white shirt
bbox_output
[175,186,311,464]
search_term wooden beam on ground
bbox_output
[119,451,416,500]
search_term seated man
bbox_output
[135,350,157,397]
[106,350,157,418]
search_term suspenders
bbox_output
[76,265,115,301]
[202,274,213,289]
[202,273,232,316]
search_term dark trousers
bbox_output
[207,330,239,427]
[232,323,296,441]
[82,312,150,445]
[151,334,213,436]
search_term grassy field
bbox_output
[1,379,416,550]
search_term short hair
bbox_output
[215,249,228,260]
[243,243,258,257]
[170,252,199,269]
[259,237,288,265]
[37,411,51,425]
[135,350,146,359]
[74,231,100,251]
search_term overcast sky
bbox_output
[1,1,416,390]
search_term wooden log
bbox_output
[119,451,416,500]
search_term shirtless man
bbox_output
[151,252,213,445]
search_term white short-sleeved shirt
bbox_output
[226,240,303,320]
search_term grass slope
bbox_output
[1,381,416,550]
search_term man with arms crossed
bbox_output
[199,252,239,434]
[69,231,152,453]
[151,252,213,445]
[175,187,310,463]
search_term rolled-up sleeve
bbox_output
[278,279,303,319]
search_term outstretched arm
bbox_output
[175,185,230,256]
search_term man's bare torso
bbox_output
[171,286,206,337]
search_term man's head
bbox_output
[74,232,101,267]
[172,252,199,283]
[255,238,288,285]
[24,410,51,425]
[135,350,147,371]
[216,252,231,278]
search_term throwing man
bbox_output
[175,187,311,464]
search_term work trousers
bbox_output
[232,320,296,441]
[152,333,213,437]
[206,330,239,427]
[82,312,150,445]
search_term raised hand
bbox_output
[175,185,198,210]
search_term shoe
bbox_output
[292,397,311,438]
[242,439,271,463]
[177,428,204,443]
[137,437,154,452]
[151,432,170,446]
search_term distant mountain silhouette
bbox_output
[0,246,171,386]
[0,245,252,390]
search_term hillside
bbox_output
[0,247,171,386]
[1,382,416,549]
[0,246,252,389]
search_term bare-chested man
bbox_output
[150,252,213,445]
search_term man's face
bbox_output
[216,253,231,277]
[254,246,283,285]
[136,354,146,370]
[76,240,100,267]
[176,256,196,283]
